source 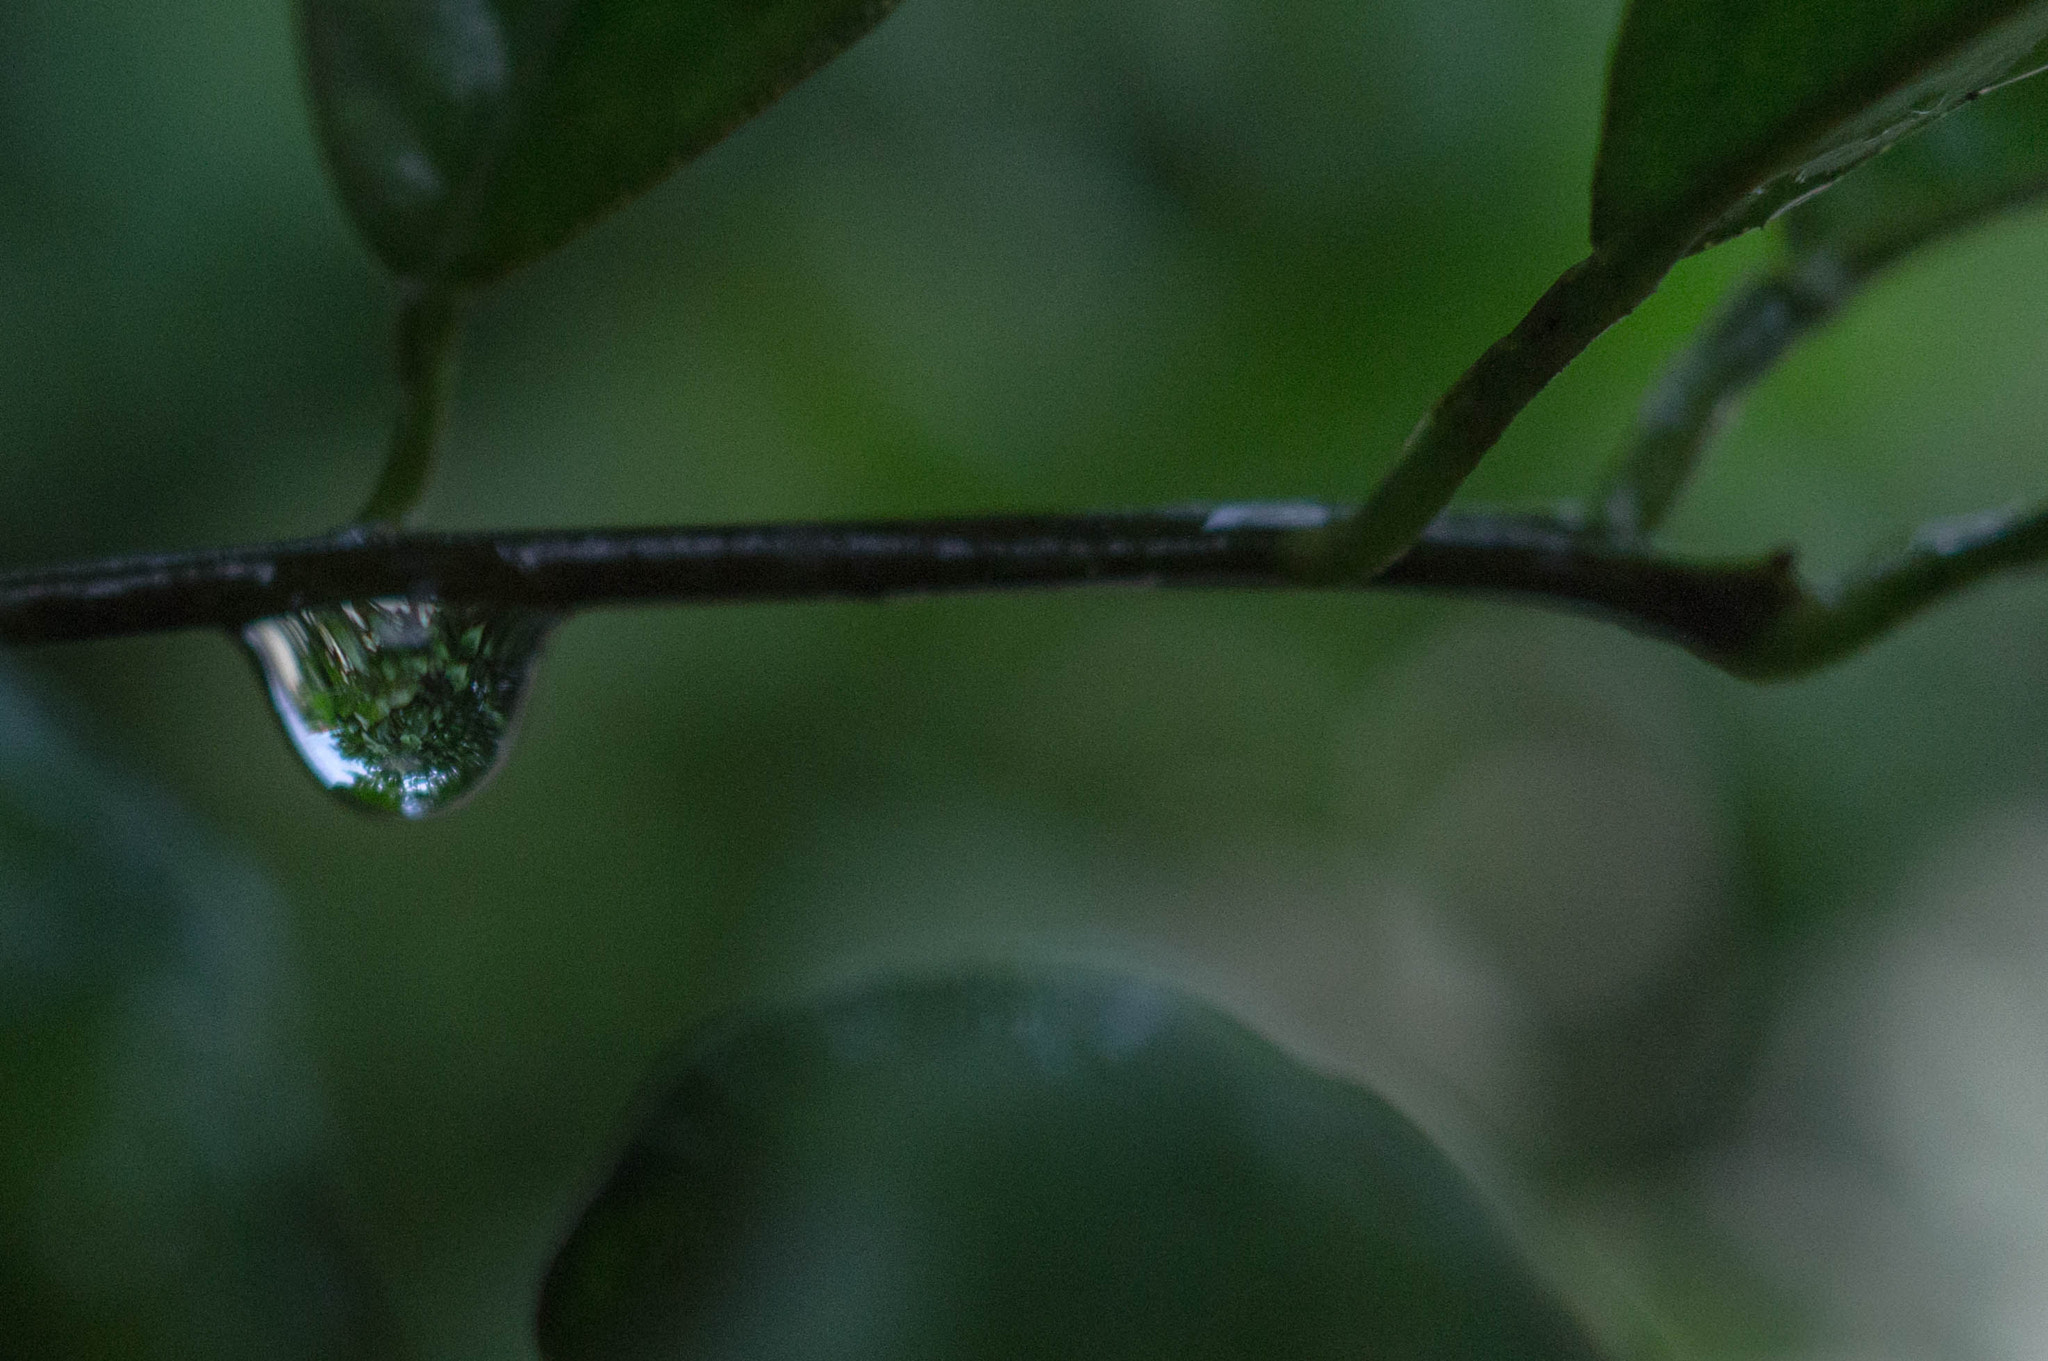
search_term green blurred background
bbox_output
[9,0,2048,1356]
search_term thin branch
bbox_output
[1737,502,2048,676]
[9,501,2044,680]
[1592,259,1854,538]
[0,504,1795,669]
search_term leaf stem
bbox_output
[356,286,464,526]
[1329,250,1668,578]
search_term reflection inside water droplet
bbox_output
[243,598,552,819]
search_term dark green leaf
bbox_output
[539,968,1606,1361]
[1593,0,2048,258]
[0,666,386,1360]
[1782,61,2048,274]
[0,676,176,1025]
[298,0,904,285]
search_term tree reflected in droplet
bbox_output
[244,598,552,818]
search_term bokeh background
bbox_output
[8,0,2048,1356]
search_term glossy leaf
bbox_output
[539,968,1606,1361]
[1782,60,2048,273]
[1593,0,2048,257]
[298,0,904,284]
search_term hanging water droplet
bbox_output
[242,598,553,819]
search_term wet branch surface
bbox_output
[0,502,2039,680]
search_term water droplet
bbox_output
[243,598,552,819]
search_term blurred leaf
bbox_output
[539,967,1606,1361]
[0,664,385,1360]
[297,0,904,285]
[1593,0,2048,257]
[1781,62,2048,273]
[0,675,177,1026]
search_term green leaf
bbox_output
[0,666,385,1360]
[298,0,904,285]
[1781,60,2048,273]
[538,968,1607,1361]
[1593,0,2048,258]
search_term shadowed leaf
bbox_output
[1594,0,2048,258]
[0,666,386,1360]
[538,968,1606,1361]
[298,0,904,285]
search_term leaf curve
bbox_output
[1782,58,2048,274]
[298,0,903,285]
[538,967,1607,1361]
[1594,0,2048,258]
